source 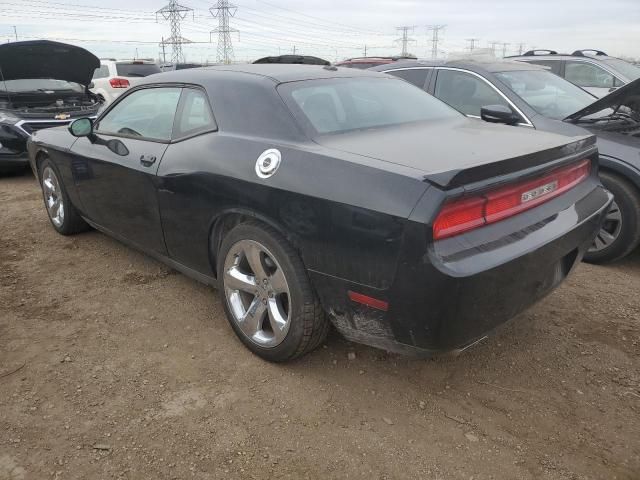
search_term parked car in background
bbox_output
[372,58,640,263]
[509,49,640,98]
[91,59,161,104]
[0,40,102,174]
[335,55,416,69]
[253,55,330,65]
[28,65,611,361]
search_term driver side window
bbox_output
[97,87,182,141]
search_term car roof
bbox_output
[151,63,386,84]
[370,58,548,74]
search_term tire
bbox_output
[38,158,89,235]
[217,221,329,362]
[584,171,640,264]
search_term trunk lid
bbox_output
[314,117,596,189]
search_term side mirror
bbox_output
[480,105,521,125]
[68,118,93,137]
[88,81,95,89]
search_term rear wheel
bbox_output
[584,171,640,264]
[217,221,328,362]
[38,159,89,235]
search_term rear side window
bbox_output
[564,61,620,88]
[115,63,161,77]
[174,88,216,138]
[279,77,459,135]
[434,69,513,117]
[387,68,430,89]
[97,87,181,141]
[92,65,110,79]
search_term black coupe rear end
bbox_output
[27,65,612,360]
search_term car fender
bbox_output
[599,154,640,191]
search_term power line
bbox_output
[426,24,445,59]
[156,0,194,63]
[395,26,416,57]
[210,0,238,64]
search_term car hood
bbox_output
[0,40,99,86]
[314,117,595,188]
[565,77,640,121]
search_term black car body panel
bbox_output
[0,41,102,171]
[28,65,612,354]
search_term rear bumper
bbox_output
[311,183,613,355]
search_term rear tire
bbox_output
[217,221,328,362]
[38,158,89,235]
[584,172,640,264]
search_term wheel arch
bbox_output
[599,156,640,192]
[34,149,50,182]
[207,207,301,279]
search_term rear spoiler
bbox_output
[423,136,597,190]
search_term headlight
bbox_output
[0,110,20,124]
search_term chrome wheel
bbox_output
[589,200,623,253]
[42,166,65,228]
[223,239,291,348]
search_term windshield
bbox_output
[0,79,84,93]
[115,63,161,77]
[279,77,460,135]
[495,69,596,120]
[603,58,640,81]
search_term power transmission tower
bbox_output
[156,0,193,64]
[501,42,510,58]
[395,26,416,57]
[517,42,526,55]
[426,25,445,59]
[489,40,501,56]
[466,38,480,52]
[210,0,238,64]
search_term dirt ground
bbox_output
[1,172,639,480]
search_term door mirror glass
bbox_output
[480,105,520,125]
[68,118,93,137]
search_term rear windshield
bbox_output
[115,63,161,77]
[602,58,640,81]
[279,77,459,135]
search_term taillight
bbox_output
[109,77,130,88]
[433,159,591,241]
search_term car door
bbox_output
[432,68,527,124]
[71,86,182,254]
[563,60,623,98]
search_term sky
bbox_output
[1,0,639,63]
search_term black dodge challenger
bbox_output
[28,65,612,361]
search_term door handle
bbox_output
[140,155,157,167]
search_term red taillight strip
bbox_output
[433,159,591,241]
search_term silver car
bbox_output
[510,49,640,98]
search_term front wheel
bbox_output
[584,172,640,264]
[217,221,329,362]
[39,159,89,235]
